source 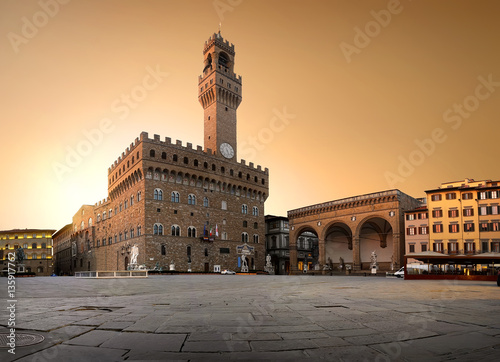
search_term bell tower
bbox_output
[199,32,242,160]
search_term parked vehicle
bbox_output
[221,269,236,275]
[395,267,405,278]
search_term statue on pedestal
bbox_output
[370,250,378,272]
[16,247,26,272]
[130,244,139,269]
[264,254,274,274]
[241,254,248,273]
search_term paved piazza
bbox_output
[1,275,499,361]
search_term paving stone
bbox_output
[100,331,187,352]
[250,338,319,352]
[14,345,127,362]
[277,331,330,340]
[187,332,232,341]
[231,332,282,341]
[97,321,135,330]
[64,330,118,347]
[182,340,251,352]
[7,275,500,361]
[304,345,388,361]
[123,315,169,332]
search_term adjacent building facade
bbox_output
[0,229,56,276]
[53,32,269,274]
[404,179,500,279]
[52,223,72,275]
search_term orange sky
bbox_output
[1,0,499,230]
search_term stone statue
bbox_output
[241,254,248,272]
[265,254,274,274]
[130,244,139,265]
[370,250,378,270]
[16,247,25,263]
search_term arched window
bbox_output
[183,157,189,164]
[171,225,180,236]
[204,162,208,169]
[124,200,128,209]
[161,152,167,159]
[242,204,248,214]
[41,243,46,249]
[241,232,249,243]
[253,234,259,243]
[130,195,134,206]
[103,212,106,220]
[81,221,85,230]
[150,150,155,157]
[137,191,141,202]
[254,222,258,229]
[212,164,216,171]
[32,243,37,249]
[161,245,166,255]
[221,232,227,240]
[154,223,164,235]
[252,207,259,216]
[171,191,180,203]
[173,154,178,162]
[203,197,209,207]
[188,227,196,238]
[243,221,248,227]
[219,52,228,67]
[221,201,227,210]
[97,214,101,222]
[137,225,142,236]
[188,194,196,205]
[154,188,163,201]
[130,228,134,238]
[109,209,113,218]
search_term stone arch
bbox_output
[291,225,320,272]
[355,215,395,270]
[176,171,183,184]
[323,221,354,268]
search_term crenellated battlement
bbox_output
[94,197,110,208]
[204,33,234,55]
[108,136,141,174]
[138,132,268,174]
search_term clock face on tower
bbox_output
[219,143,234,159]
